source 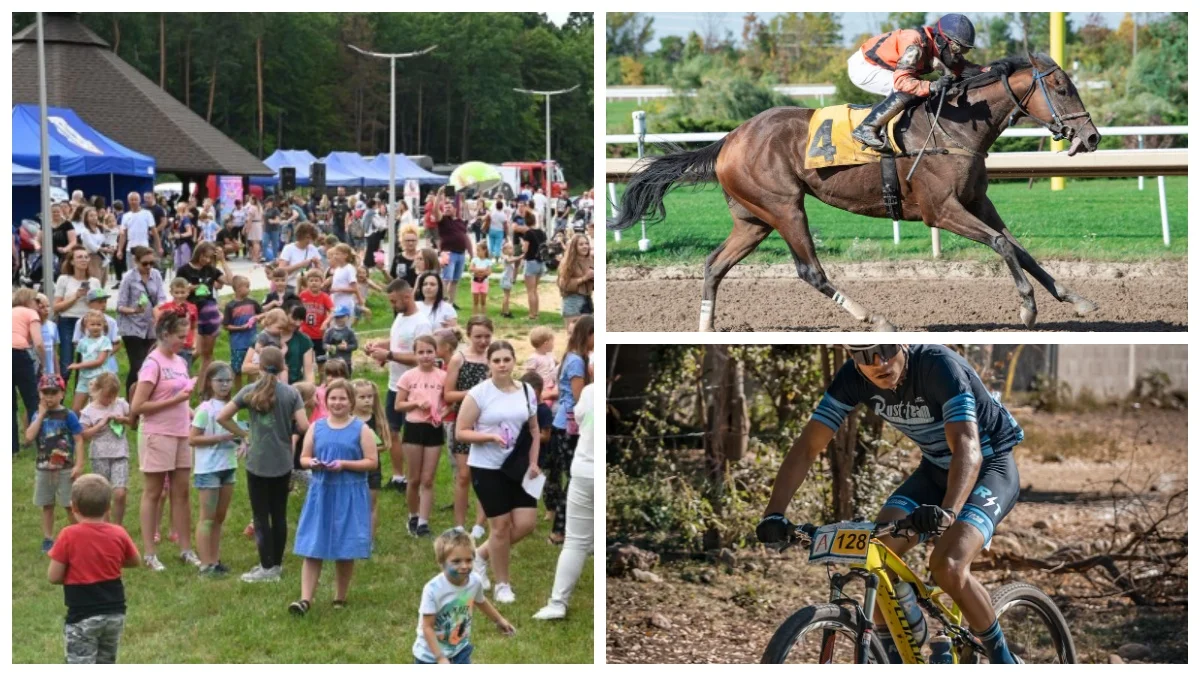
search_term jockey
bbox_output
[848,14,986,150]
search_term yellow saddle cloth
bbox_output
[804,104,903,169]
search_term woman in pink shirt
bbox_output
[393,335,447,537]
[130,311,197,571]
[13,288,45,454]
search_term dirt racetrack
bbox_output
[606,261,1187,331]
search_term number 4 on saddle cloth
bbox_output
[805,104,905,169]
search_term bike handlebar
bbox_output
[783,518,916,551]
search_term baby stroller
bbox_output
[16,220,52,289]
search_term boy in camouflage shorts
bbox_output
[49,474,141,663]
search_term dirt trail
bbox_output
[607,277,1186,331]
[606,408,1188,664]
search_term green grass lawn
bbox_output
[11,274,591,664]
[606,176,1188,266]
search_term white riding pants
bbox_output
[847,49,896,97]
[546,476,594,608]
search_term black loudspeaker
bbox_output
[280,167,296,192]
[310,162,326,193]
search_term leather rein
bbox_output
[1001,63,1091,141]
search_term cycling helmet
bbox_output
[935,14,976,49]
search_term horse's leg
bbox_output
[931,200,1039,327]
[773,201,895,331]
[972,197,1098,316]
[700,203,772,331]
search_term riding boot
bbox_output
[851,91,919,150]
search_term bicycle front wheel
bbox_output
[761,603,889,664]
[990,582,1078,663]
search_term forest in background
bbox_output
[14,12,595,186]
[605,12,1186,140]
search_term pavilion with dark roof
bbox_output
[12,13,272,197]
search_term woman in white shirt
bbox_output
[414,272,458,328]
[533,382,594,620]
[455,340,541,605]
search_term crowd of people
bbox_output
[12,183,596,664]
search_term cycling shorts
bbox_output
[882,452,1019,546]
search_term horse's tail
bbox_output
[607,138,726,231]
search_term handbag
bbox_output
[499,382,535,482]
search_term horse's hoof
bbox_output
[1072,297,1098,316]
[1020,306,1038,328]
[873,317,897,332]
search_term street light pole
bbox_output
[347,43,436,271]
[37,12,53,299]
[514,84,579,233]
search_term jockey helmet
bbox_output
[935,14,976,50]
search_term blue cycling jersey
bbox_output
[811,344,1023,469]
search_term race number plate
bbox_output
[809,521,875,565]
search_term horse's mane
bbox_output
[960,53,1054,90]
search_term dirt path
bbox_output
[607,408,1188,664]
[607,277,1186,331]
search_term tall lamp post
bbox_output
[514,84,579,233]
[36,12,54,298]
[347,43,436,271]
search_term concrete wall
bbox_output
[1054,345,1188,398]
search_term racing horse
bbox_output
[609,53,1103,331]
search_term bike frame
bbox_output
[825,535,976,664]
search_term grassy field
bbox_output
[11,274,592,664]
[607,176,1188,266]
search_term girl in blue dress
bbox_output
[290,379,378,616]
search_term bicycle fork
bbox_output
[821,572,881,664]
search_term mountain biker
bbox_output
[848,14,986,150]
[757,344,1023,664]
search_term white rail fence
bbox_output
[607,119,1188,254]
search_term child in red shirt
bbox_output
[298,269,334,364]
[154,277,199,371]
[48,474,141,664]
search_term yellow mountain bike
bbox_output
[761,520,1077,664]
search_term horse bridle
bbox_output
[1001,63,1091,141]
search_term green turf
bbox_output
[11,273,591,664]
[606,176,1188,266]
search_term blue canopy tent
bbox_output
[367,153,448,186]
[322,151,392,188]
[12,104,155,204]
[12,162,67,224]
[251,149,320,187]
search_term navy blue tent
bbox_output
[12,104,155,202]
[12,162,42,186]
[367,153,448,186]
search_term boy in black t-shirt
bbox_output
[48,474,141,663]
[262,268,302,315]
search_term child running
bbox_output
[68,310,113,412]
[78,373,131,528]
[469,241,493,315]
[289,379,377,615]
[47,474,141,664]
[190,362,240,577]
[27,374,85,554]
[413,529,514,664]
[299,269,334,366]
[351,379,390,545]
[394,335,447,537]
[218,347,309,583]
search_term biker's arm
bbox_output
[942,420,982,515]
[764,420,835,516]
